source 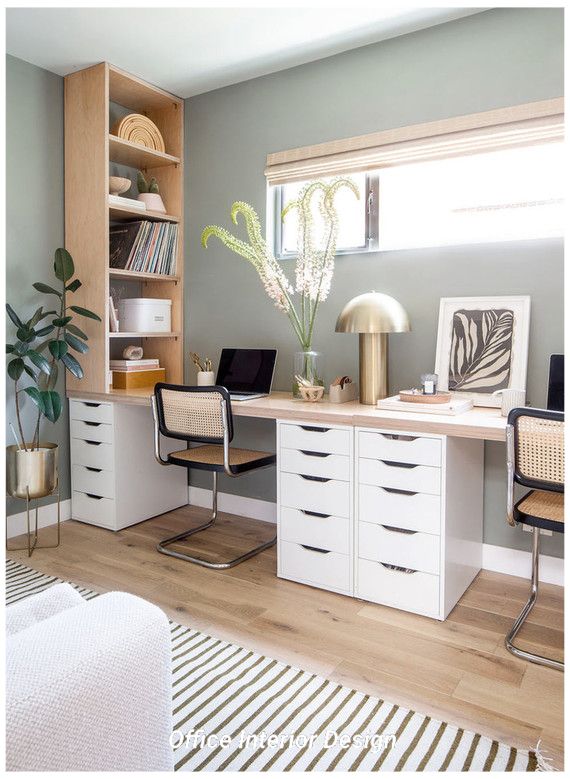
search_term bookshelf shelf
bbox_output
[109,134,180,170]
[109,268,180,283]
[109,332,181,339]
[108,201,180,223]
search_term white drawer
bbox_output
[72,465,115,500]
[357,558,440,618]
[279,541,351,593]
[358,484,441,535]
[280,448,350,481]
[359,458,441,495]
[358,521,440,575]
[71,438,114,471]
[70,419,114,444]
[280,506,350,554]
[280,472,350,518]
[359,431,441,467]
[70,399,113,424]
[72,490,115,529]
[280,423,350,455]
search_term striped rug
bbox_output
[6,559,538,772]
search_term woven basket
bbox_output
[111,113,165,153]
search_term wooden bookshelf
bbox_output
[64,62,184,394]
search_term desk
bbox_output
[67,389,505,620]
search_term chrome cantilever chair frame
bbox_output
[151,386,276,569]
[505,407,564,671]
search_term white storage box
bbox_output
[119,298,171,333]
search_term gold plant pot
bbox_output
[6,443,59,500]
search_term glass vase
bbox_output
[293,350,324,398]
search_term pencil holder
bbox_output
[197,371,215,386]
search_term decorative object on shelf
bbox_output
[421,373,438,395]
[112,367,165,390]
[293,350,323,398]
[109,295,120,332]
[329,375,358,403]
[108,176,131,196]
[399,389,452,404]
[335,291,410,405]
[378,394,473,415]
[298,385,325,402]
[435,296,531,408]
[122,345,144,360]
[118,298,172,333]
[111,113,165,153]
[136,171,166,213]
[201,179,359,397]
[6,248,101,555]
[493,387,526,417]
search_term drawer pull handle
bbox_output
[380,433,418,442]
[381,487,418,496]
[84,440,102,446]
[83,421,102,427]
[300,450,331,458]
[380,562,417,574]
[83,402,101,408]
[300,425,330,433]
[381,460,419,469]
[381,524,417,535]
[85,493,103,500]
[85,466,102,473]
[301,510,331,518]
[300,474,330,483]
[301,544,331,554]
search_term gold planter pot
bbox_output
[6,443,60,557]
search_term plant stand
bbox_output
[6,481,61,558]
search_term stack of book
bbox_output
[108,194,146,210]
[110,358,165,390]
[110,220,178,275]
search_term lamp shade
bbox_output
[335,292,410,334]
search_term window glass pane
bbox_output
[377,143,564,250]
[279,173,366,254]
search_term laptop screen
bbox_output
[216,348,277,394]
[547,354,564,411]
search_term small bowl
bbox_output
[299,385,324,402]
[109,176,131,196]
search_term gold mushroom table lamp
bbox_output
[335,291,411,405]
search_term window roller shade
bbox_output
[265,99,564,186]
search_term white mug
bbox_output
[197,371,215,386]
[493,388,526,417]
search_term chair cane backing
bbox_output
[159,389,226,441]
[516,415,564,486]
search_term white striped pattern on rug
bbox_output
[5,559,537,772]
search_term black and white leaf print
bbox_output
[448,309,514,393]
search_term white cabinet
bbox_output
[276,418,484,621]
[69,398,188,531]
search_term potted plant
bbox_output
[201,178,359,396]
[137,171,166,213]
[6,248,101,501]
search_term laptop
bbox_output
[216,348,277,401]
[547,354,564,411]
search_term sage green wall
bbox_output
[185,8,564,557]
[6,54,67,515]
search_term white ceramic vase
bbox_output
[137,193,166,213]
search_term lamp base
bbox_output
[359,333,388,405]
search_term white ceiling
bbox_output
[6,7,484,98]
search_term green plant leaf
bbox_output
[26,350,51,376]
[23,386,46,414]
[28,307,45,328]
[53,316,72,327]
[7,358,25,381]
[6,304,23,328]
[40,390,62,422]
[34,324,55,338]
[66,279,82,293]
[61,352,84,379]
[38,361,57,391]
[49,340,68,359]
[16,326,35,343]
[6,344,14,354]
[69,305,101,322]
[66,323,88,340]
[64,332,88,354]
[24,364,38,381]
[53,248,75,282]
[33,282,62,297]
[13,340,30,356]
[35,339,51,353]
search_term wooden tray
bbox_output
[399,390,452,405]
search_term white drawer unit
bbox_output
[358,483,441,535]
[280,448,350,481]
[359,457,441,495]
[280,473,350,518]
[279,541,351,595]
[357,558,440,619]
[358,431,441,467]
[279,423,351,455]
[70,398,188,531]
[280,507,350,555]
[358,521,440,575]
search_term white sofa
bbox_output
[6,583,174,772]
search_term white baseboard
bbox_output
[188,487,563,585]
[6,499,71,540]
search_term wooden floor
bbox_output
[7,506,564,769]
